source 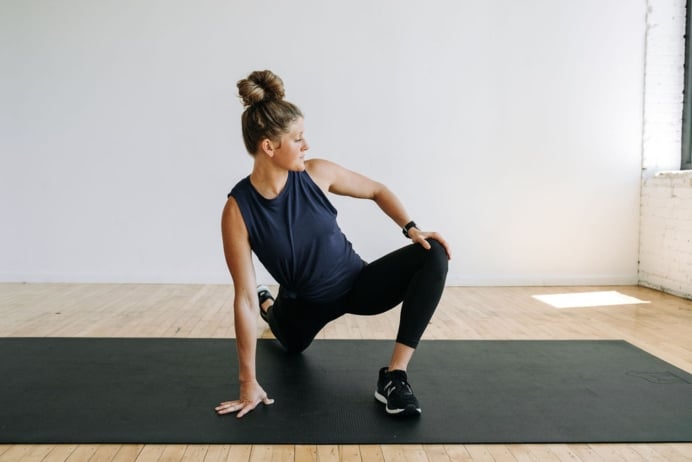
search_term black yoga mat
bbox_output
[1,338,691,444]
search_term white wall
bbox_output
[0,0,646,285]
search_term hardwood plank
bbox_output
[443,445,473,462]
[505,444,534,462]
[0,446,33,462]
[157,445,187,462]
[401,445,432,462]
[201,445,230,462]
[632,444,687,462]
[565,444,604,462]
[248,445,272,462]
[544,444,584,462]
[486,445,518,462]
[665,444,692,460]
[358,445,385,462]
[224,445,252,462]
[379,445,406,462]
[15,445,54,462]
[294,445,317,462]
[315,445,339,462]
[463,445,495,462]
[88,444,122,462]
[269,445,294,462]
[64,445,98,462]
[43,445,78,462]
[523,444,561,461]
[339,445,361,462]
[182,445,209,462]
[134,445,166,462]
[111,445,144,462]
[422,445,451,462]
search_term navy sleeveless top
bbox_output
[229,171,365,303]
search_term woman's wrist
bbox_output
[239,376,257,385]
[402,220,418,238]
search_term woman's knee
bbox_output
[281,337,312,354]
[425,239,449,275]
[269,320,312,354]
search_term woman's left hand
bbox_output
[408,228,452,260]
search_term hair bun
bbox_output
[237,70,286,107]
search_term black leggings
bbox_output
[265,239,448,353]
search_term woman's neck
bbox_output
[249,161,290,199]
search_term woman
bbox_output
[215,70,450,419]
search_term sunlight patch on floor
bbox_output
[532,290,650,309]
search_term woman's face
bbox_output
[271,118,309,171]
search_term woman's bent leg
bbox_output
[267,240,448,356]
[346,239,448,350]
[354,240,448,416]
[265,289,344,354]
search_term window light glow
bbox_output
[532,291,650,309]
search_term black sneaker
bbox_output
[374,367,422,416]
[257,285,274,323]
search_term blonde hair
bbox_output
[237,70,303,154]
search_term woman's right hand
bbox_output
[215,380,274,418]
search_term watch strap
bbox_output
[402,221,417,238]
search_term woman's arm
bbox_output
[306,159,451,259]
[215,196,274,418]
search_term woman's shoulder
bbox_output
[305,158,334,173]
[304,158,338,192]
[227,175,252,198]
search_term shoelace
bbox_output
[384,378,413,397]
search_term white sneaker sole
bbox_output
[374,390,422,415]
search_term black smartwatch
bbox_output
[402,221,417,238]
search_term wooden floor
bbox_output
[1,283,691,461]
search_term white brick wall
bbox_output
[639,172,692,298]
[639,0,692,299]
[641,0,686,178]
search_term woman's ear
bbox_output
[259,138,274,157]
